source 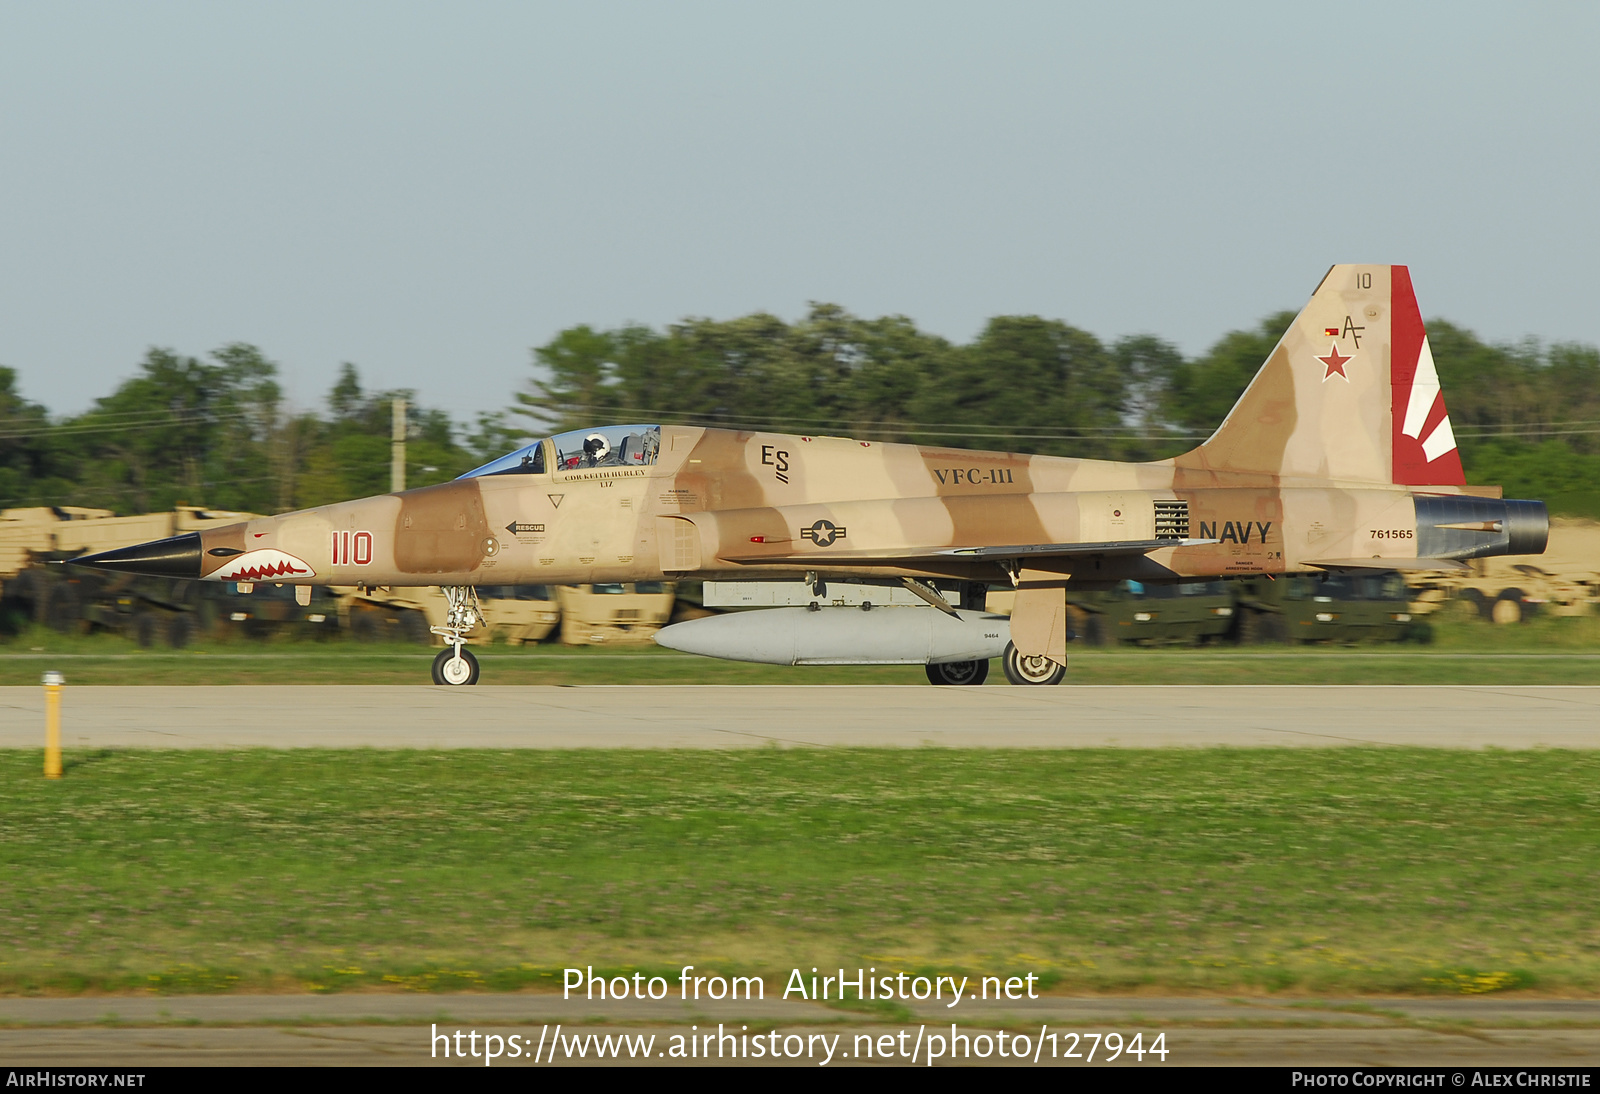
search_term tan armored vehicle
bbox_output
[340,584,561,646]
[1,505,258,577]
[1409,518,1600,623]
[1,505,259,639]
[557,582,675,645]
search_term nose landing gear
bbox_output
[432,645,480,685]
[430,585,486,686]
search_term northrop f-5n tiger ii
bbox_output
[78,265,1549,685]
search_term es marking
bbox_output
[760,445,791,484]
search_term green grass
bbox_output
[2,749,1599,997]
[2,614,1599,685]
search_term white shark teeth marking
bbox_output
[210,548,316,581]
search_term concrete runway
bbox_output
[0,684,1597,749]
[2,994,1598,1066]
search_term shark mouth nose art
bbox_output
[207,548,316,582]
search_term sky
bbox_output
[1,1,1597,427]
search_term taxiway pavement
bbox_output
[0,685,1595,749]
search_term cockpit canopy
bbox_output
[459,424,661,479]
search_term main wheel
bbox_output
[1081,613,1107,647]
[432,646,480,686]
[166,613,194,649]
[1001,641,1066,686]
[398,609,432,645]
[349,610,381,642]
[925,659,989,686]
[45,584,81,635]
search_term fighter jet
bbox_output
[76,265,1548,685]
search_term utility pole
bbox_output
[391,397,407,493]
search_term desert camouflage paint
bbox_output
[96,266,1550,667]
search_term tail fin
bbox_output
[1180,264,1465,486]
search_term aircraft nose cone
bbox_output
[72,532,202,578]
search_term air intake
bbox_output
[1154,500,1190,541]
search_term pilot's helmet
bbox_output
[583,433,610,462]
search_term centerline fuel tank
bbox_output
[654,605,1010,666]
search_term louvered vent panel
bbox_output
[1154,500,1189,540]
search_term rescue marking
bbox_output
[507,522,545,535]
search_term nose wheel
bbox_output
[430,585,486,685]
[432,646,480,686]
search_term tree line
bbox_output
[520,306,1600,517]
[3,307,1597,518]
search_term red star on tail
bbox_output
[1316,344,1352,381]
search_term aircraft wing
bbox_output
[718,537,1217,565]
[1305,557,1470,573]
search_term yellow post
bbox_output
[43,670,63,779]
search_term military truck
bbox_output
[557,582,676,645]
[204,580,345,641]
[1229,571,1419,644]
[987,571,1417,646]
[338,584,561,647]
[1067,580,1236,646]
[0,505,262,642]
[1409,518,1600,623]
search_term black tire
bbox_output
[1257,611,1290,644]
[1232,607,1257,645]
[349,610,381,642]
[4,568,47,623]
[1458,587,1492,622]
[45,584,81,635]
[1001,641,1066,686]
[398,609,432,645]
[432,646,480,686]
[135,612,160,648]
[925,659,989,686]
[1402,619,1435,645]
[1081,613,1107,647]
[166,613,194,649]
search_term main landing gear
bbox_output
[924,645,1067,686]
[925,659,990,686]
[430,585,485,686]
[1001,641,1067,686]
